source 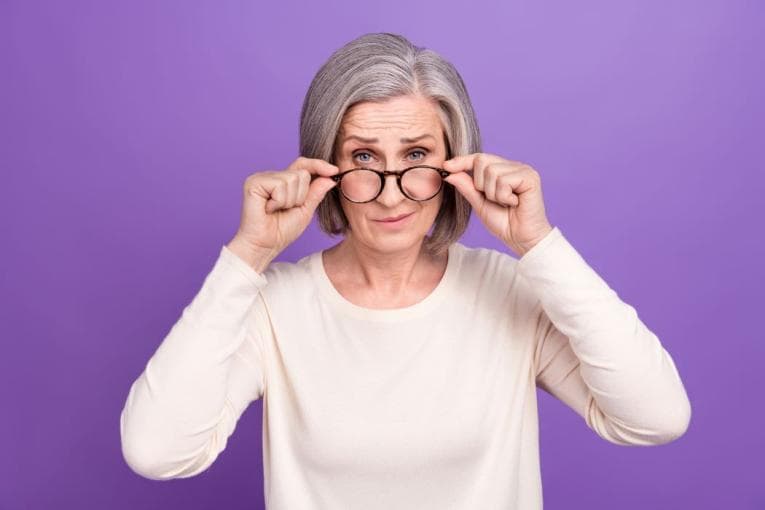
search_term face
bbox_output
[333,94,448,254]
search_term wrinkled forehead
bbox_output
[339,97,443,135]
[332,99,449,157]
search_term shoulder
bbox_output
[260,250,317,295]
[451,241,540,315]
[451,241,539,306]
[453,241,520,282]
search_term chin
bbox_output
[361,221,433,253]
[368,233,425,253]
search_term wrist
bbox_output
[517,224,554,258]
[226,237,277,273]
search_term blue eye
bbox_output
[352,148,428,164]
[354,152,372,163]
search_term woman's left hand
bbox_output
[443,153,554,257]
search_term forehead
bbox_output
[339,95,442,139]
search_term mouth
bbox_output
[375,212,415,223]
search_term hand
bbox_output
[443,153,554,257]
[227,157,339,270]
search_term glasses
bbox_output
[330,165,450,203]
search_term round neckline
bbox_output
[310,242,461,322]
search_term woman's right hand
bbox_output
[226,157,339,272]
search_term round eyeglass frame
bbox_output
[330,165,451,203]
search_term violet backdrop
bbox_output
[1,1,763,509]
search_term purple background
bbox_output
[2,1,762,508]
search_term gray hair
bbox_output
[299,32,482,255]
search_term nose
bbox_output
[375,173,407,207]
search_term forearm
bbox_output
[518,228,691,444]
[120,245,268,478]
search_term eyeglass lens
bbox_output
[340,167,443,202]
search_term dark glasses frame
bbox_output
[330,164,451,203]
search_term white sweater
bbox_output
[120,226,691,509]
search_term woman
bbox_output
[120,33,691,509]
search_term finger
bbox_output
[498,166,539,199]
[502,188,520,207]
[442,153,479,173]
[473,154,491,192]
[302,176,337,212]
[484,164,500,202]
[444,171,485,211]
[288,157,340,177]
[247,173,280,206]
[497,173,520,206]
[443,153,492,190]
[285,172,300,209]
[296,169,311,205]
[265,181,288,214]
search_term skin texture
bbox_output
[323,94,450,308]
[443,154,554,257]
[322,94,555,309]
[227,93,554,308]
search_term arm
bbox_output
[517,227,691,446]
[119,244,273,479]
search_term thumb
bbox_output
[445,171,484,210]
[302,176,337,212]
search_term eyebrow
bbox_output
[341,134,436,145]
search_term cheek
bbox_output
[425,194,444,218]
[341,202,370,228]
[414,199,443,228]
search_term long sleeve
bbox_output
[517,227,691,446]
[120,245,272,480]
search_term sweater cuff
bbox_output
[181,246,270,327]
[218,245,269,289]
[516,226,564,268]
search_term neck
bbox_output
[328,234,439,294]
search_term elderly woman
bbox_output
[120,32,691,509]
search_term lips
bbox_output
[377,212,414,222]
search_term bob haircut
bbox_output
[299,32,482,256]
